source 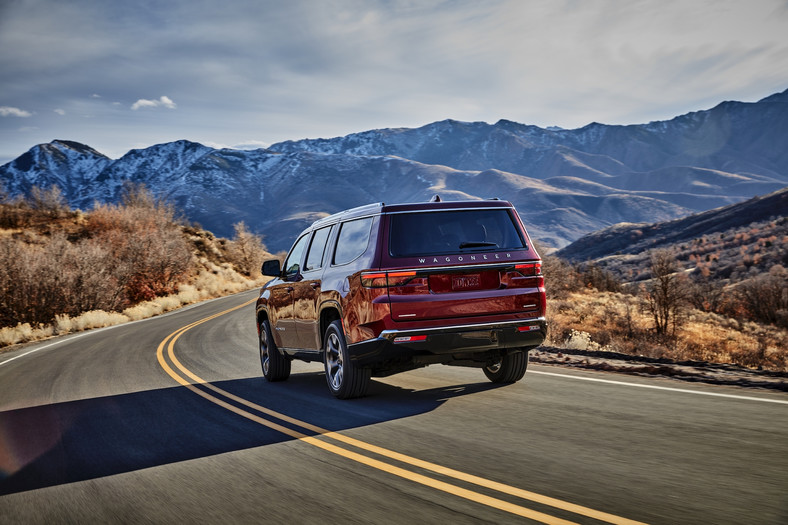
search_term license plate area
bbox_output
[451,274,481,291]
[428,271,499,293]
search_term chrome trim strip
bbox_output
[378,317,546,340]
[381,261,541,273]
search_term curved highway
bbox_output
[1,290,786,524]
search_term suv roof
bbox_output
[310,198,514,230]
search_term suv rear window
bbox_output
[389,209,526,257]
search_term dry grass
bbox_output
[547,290,788,371]
[1,186,275,351]
[1,271,268,349]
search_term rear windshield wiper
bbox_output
[459,241,499,249]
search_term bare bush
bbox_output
[687,273,726,313]
[577,262,621,292]
[736,265,788,327]
[0,233,125,326]
[226,221,268,276]
[88,187,193,302]
[541,255,580,299]
[30,185,69,218]
[642,249,688,337]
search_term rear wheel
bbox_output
[324,320,370,399]
[483,350,528,383]
[259,320,290,382]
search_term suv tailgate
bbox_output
[388,263,543,322]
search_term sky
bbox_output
[1,0,787,164]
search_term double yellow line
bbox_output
[156,299,646,525]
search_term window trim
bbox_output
[332,216,374,267]
[283,233,311,279]
[387,208,527,258]
[303,225,333,273]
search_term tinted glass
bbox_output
[304,226,332,271]
[389,209,526,257]
[284,234,310,276]
[333,217,373,265]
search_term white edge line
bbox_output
[529,369,788,405]
[0,290,258,368]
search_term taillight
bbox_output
[360,272,388,287]
[361,270,418,288]
[514,262,542,276]
[387,271,417,286]
[502,262,543,289]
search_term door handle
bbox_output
[310,282,320,289]
[285,286,294,292]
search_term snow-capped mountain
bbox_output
[1,140,112,200]
[272,89,788,192]
[1,89,786,252]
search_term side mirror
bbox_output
[261,259,281,277]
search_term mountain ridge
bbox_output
[1,89,786,252]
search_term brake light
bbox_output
[515,262,542,276]
[361,270,418,288]
[360,272,388,288]
[387,271,417,286]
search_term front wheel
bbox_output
[323,320,370,399]
[483,350,528,383]
[259,320,290,382]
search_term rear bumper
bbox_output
[347,318,546,367]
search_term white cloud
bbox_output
[131,95,177,110]
[0,106,33,117]
[54,108,66,116]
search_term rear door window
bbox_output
[333,217,373,265]
[304,225,332,271]
[389,209,526,257]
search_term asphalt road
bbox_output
[1,290,786,524]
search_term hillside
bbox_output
[1,89,787,252]
[553,187,788,285]
[557,187,788,269]
[0,189,271,346]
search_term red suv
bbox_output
[256,198,546,398]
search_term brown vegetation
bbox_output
[542,249,788,372]
[0,184,273,348]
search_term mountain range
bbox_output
[1,89,786,252]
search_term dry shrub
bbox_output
[0,323,54,346]
[734,265,788,326]
[0,184,271,348]
[87,186,192,303]
[547,289,788,371]
[0,233,124,326]
[122,296,180,321]
[225,221,268,277]
[55,311,129,333]
[30,185,69,218]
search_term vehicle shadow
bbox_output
[0,373,507,495]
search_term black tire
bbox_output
[483,350,528,383]
[259,319,290,382]
[323,320,370,399]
